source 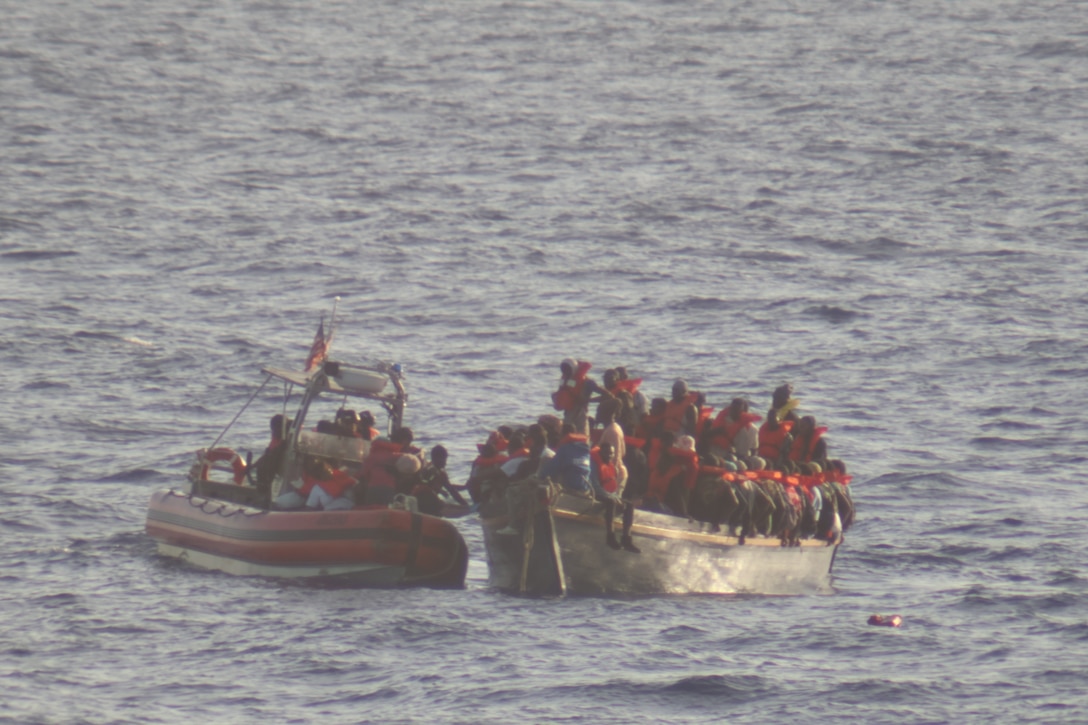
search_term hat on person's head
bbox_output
[560,357,577,372]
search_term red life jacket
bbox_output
[319,468,357,498]
[472,453,509,470]
[758,419,794,459]
[697,464,730,482]
[695,406,714,439]
[477,431,509,455]
[788,427,828,463]
[635,413,665,440]
[608,377,642,396]
[552,361,592,412]
[647,446,699,498]
[591,447,617,493]
[362,439,404,492]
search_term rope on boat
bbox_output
[170,489,267,518]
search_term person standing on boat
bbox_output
[254,414,292,497]
[552,358,601,437]
[662,379,699,437]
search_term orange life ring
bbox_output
[199,447,247,484]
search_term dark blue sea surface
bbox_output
[2,0,1087,722]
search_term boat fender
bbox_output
[199,447,247,485]
[868,614,902,627]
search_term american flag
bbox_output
[304,318,329,372]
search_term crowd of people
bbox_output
[467,359,854,550]
[249,358,854,548]
[264,408,468,516]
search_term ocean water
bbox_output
[2,0,1088,722]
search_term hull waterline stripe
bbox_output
[147,508,451,548]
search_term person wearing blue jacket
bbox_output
[539,422,592,494]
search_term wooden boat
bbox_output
[145,321,468,588]
[480,480,839,596]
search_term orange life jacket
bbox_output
[320,468,357,498]
[608,377,642,396]
[558,433,588,447]
[758,419,794,459]
[362,440,404,492]
[634,413,665,440]
[648,446,699,498]
[477,431,509,455]
[591,447,617,493]
[663,393,698,433]
[552,361,592,412]
[788,427,828,463]
[695,406,714,439]
[472,454,509,470]
[708,410,761,451]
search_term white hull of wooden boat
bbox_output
[482,492,838,596]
